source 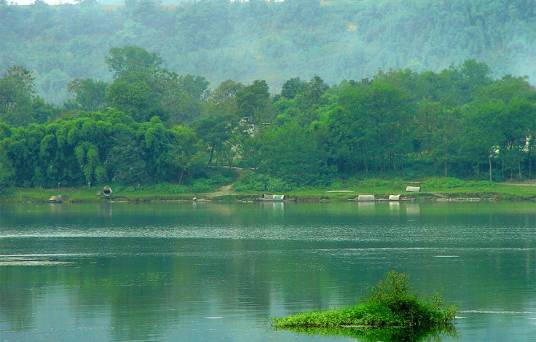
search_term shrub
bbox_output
[234,172,295,192]
[273,271,456,333]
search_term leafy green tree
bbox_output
[159,73,208,123]
[194,113,237,166]
[75,142,105,187]
[247,121,332,185]
[0,144,14,191]
[68,78,107,111]
[166,125,201,184]
[105,46,163,79]
[236,80,272,126]
[415,101,463,177]
[106,73,162,121]
[325,79,412,174]
[205,80,244,117]
[461,101,503,181]
[298,76,329,109]
[0,66,35,126]
[281,77,306,99]
[105,131,149,184]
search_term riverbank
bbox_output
[3,178,536,203]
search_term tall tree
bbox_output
[105,46,163,79]
[68,78,107,112]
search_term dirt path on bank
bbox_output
[206,184,238,198]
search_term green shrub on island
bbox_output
[273,272,456,333]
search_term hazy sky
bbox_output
[9,0,78,4]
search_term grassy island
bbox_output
[273,272,456,339]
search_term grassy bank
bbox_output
[0,183,209,203]
[2,177,536,203]
[274,177,536,202]
[284,178,536,201]
[273,272,456,340]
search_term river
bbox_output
[0,202,535,341]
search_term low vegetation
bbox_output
[5,176,536,203]
[273,272,456,338]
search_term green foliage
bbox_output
[273,271,456,336]
[233,172,294,193]
[67,79,107,112]
[2,42,536,189]
[105,46,163,79]
[422,177,494,190]
[0,110,202,187]
[236,80,272,125]
[2,0,536,104]
[0,66,57,126]
[106,73,162,121]
[246,121,333,185]
[0,148,14,192]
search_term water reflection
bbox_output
[0,202,536,341]
[389,201,400,215]
[279,325,457,342]
[259,201,285,211]
[405,203,421,216]
[357,202,376,213]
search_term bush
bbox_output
[423,177,494,189]
[234,172,295,192]
[273,271,456,333]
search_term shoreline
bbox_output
[1,184,535,204]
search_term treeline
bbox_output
[1,46,536,189]
[1,0,536,102]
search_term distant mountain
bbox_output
[1,0,535,102]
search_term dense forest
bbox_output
[1,45,536,191]
[1,0,536,103]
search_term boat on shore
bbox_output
[257,194,286,202]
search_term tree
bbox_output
[236,80,272,126]
[106,73,162,121]
[247,121,332,185]
[105,130,149,184]
[194,113,237,166]
[166,125,201,184]
[0,66,36,126]
[281,77,305,99]
[68,78,107,111]
[105,46,162,79]
[326,79,412,174]
[461,101,503,181]
[75,142,106,187]
[0,144,14,191]
[158,73,208,123]
[415,101,462,177]
[205,80,244,117]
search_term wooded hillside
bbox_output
[1,0,535,102]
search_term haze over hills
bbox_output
[1,0,535,102]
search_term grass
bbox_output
[3,176,536,203]
[0,182,224,203]
[284,177,536,201]
[273,272,456,339]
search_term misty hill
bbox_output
[1,0,535,102]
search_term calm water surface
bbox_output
[0,202,535,341]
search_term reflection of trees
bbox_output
[0,202,535,340]
[0,268,41,331]
[278,324,456,342]
[1,243,534,340]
